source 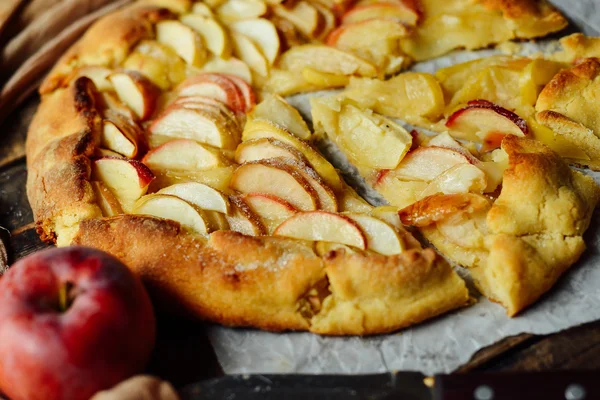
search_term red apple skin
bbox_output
[0,247,156,400]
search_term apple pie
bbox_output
[25,0,597,334]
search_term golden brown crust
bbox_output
[555,33,600,63]
[72,215,469,334]
[39,5,174,95]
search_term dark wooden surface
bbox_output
[1,95,600,391]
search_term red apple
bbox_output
[0,247,156,400]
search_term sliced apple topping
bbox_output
[274,211,367,249]
[149,105,240,150]
[342,1,422,26]
[445,100,529,148]
[156,20,208,67]
[419,164,487,198]
[216,0,267,22]
[369,205,402,230]
[91,181,123,217]
[96,92,138,121]
[338,187,373,213]
[315,241,356,257]
[242,118,344,191]
[336,104,413,169]
[249,93,311,140]
[230,160,318,210]
[278,45,377,77]
[123,40,187,90]
[174,96,242,127]
[226,195,266,235]
[158,182,230,214]
[101,113,144,159]
[73,67,113,92]
[302,67,350,88]
[225,74,256,111]
[143,139,226,171]
[92,158,155,212]
[273,2,321,38]
[231,32,270,77]
[133,194,211,234]
[178,74,246,112]
[242,193,298,233]
[191,2,214,17]
[151,166,235,194]
[280,158,338,212]
[108,72,159,120]
[393,146,476,182]
[181,14,231,58]
[230,19,280,65]
[345,213,404,255]
[202,56,253,84]
[235,137,307,164]
[398,193,491,228]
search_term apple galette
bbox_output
[25,0,598,334]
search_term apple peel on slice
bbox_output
[178,74,246,112]
[225,195,266,235]
[393,146,477,182]
[109,72,160,120]
[133,194,210,234]
[235,137,307,164]
[342,1,422,26]
[158,182,230,214]
[274,211,367,250]
[242,193,298,233]
[345,213,404,255]
[101,113,144,159]
[143,139,226,171]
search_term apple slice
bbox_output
[425,132,466,153]
[133,194,210,234]
[225,195,266,235]
[191,2,214,17]
[151,166,235,194]
[156,21,208,67]
[101,112,144,159]
[369,206,402,230]
[181,14,231,58]
[273,2,320,38]
[326,18,407,49]
[143,139,227,171]
[344,213,404,255]
[224,74,256,111]
[274,211,367,249]
[158,182,230,213]
[230,19,280,65]
[278,45,377,77]
[235,137,306,164]
[92,158,155,212]
[445,100,529,147]
[419,164,487,198]
[342,1,421,26]
[174,96,242,127]
[96,92,138,121]
[338,187,373,213]
[201,56,253,84]
[108,72,159,120]
[374,172,429,210]
[242,119,343,191]
[230,160,319,211]
[242,193,298,233]
[231,32,269,77]
[337,104,413,169]
[398,193,491,228]
[123,40,188,90]
[302,67,349,88]
[149,105,240,150]
[280,158,338,212]
[91,181,123,217]
[73,66,113,92]
[178,74,246,113]
[315,241,356,257]
[393,146,476,182]
[249,93,312,140]
[216,0,267,22]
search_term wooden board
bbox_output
[1,94,599,389]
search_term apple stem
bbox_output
[58,281,75,312]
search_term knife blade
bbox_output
[179,371,600,400]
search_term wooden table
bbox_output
[2,94,600,390]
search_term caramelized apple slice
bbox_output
[302,67,349,88]
[92,158,155,212]
[274,211,367,249]
[231,19,280,65]
[178,74,246,112]
[326,18,408,52]
[149,105,239,149]
[445,100,529,147]
[273,2,320,38]
[249,93,311,140]
[123,40,188,90]
[181,14,231,58]
[398,193,491,228]
[242,119,343,191]
[235,137,306,164]
[280,158,338,212]
[156,20,208,67]
[133,194,210,234]
[342,1,421,26]
[226,195,266,235]
[345,213,404,255]
[91,181,123,217]
[419,164,487,198]
[242,193,298,233]
[101,113,144,159]
[108,72,159,120]
[278,45,377,77]
[158,182,230,213]
[393,146,476,181]
[231,32,270,77]
[230,160,319,210]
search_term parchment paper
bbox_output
[207,1,600,375]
